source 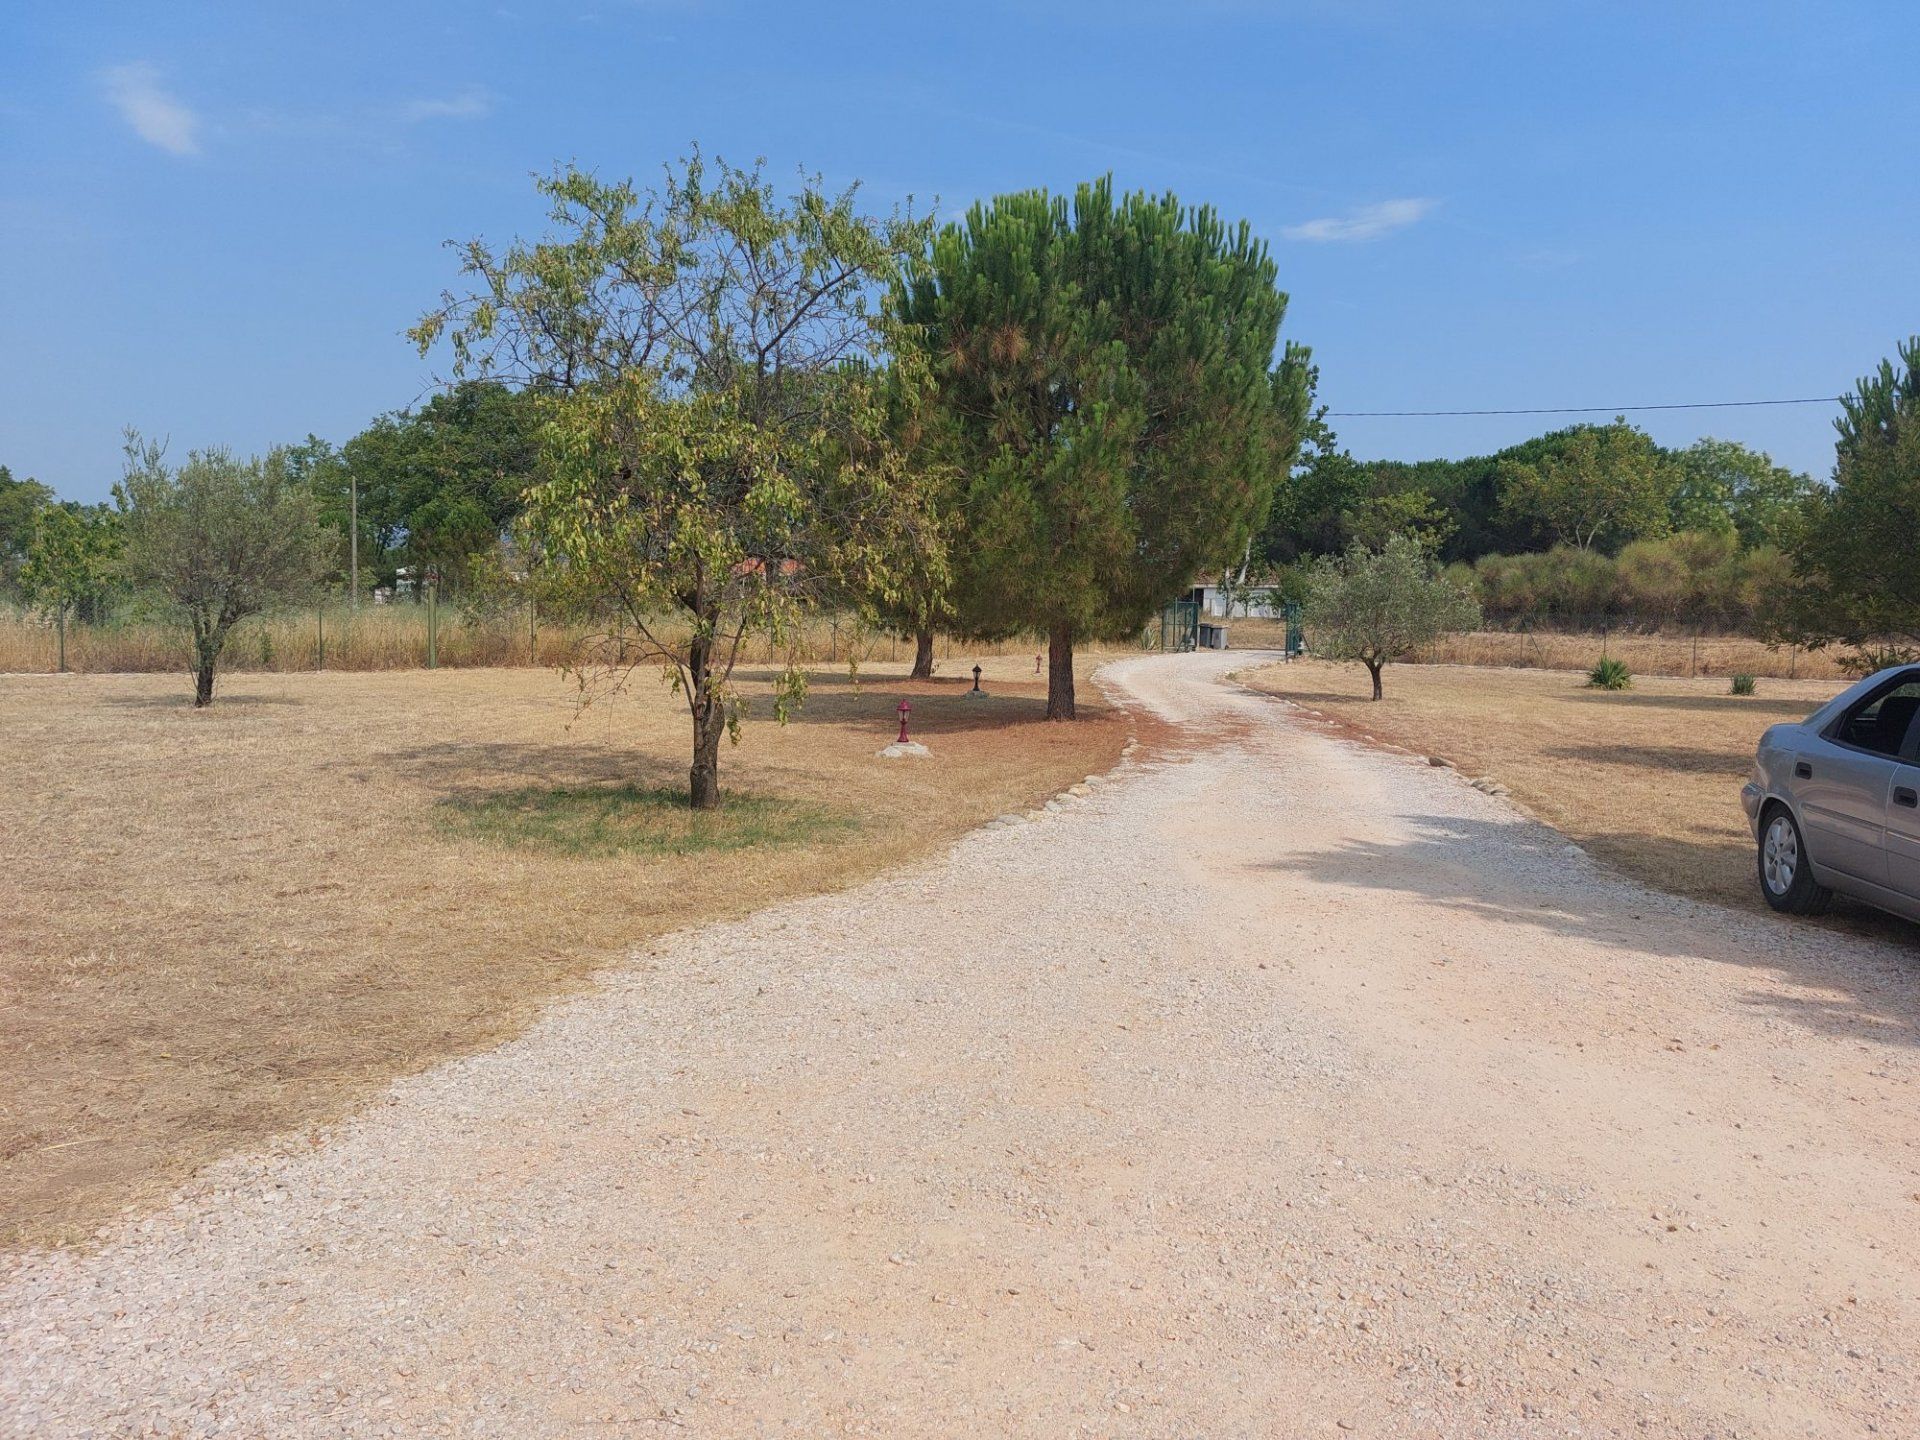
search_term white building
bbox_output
[1185,582,1288,619]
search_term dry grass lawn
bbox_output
[1239,657,1916,940]
[1218,619,1851,682]
[0,656,1127,1250]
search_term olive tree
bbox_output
[1303,532,1481,700]
[116,436,332,705]
[415,155,933,808]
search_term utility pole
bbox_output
[349,470,359,611]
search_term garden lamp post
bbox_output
[896,698,912,744]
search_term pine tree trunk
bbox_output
[1046,623,1076,720]
[911,631,935,680]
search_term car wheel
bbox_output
[1758,805,1832,916]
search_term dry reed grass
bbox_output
[1239,658,1916,940]
[1420,629,1848,681]
[0,608,1061,677]
[1215,616,1849,681]
[0,655,1126,1250]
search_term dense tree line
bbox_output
[1260,417,1816,574]
[4,138,1912,733]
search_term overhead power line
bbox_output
[1328,396,1841,418]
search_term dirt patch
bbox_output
[0,655,1127,1249]
[1238,657,1915,940]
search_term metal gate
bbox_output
[1283,601,1304,658]
[1153,599,1200,652]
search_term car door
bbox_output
[1884,693,1920,901]
[1797,673,1920,885]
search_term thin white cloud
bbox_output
[1282,197,1436,243]
[400,89,493,123]
[99,62,201,157]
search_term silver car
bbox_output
[1743,664,1920,923]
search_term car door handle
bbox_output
[1795,762,1813,779]
[1896,786,1919,809]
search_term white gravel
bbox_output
[4,651,1918,1438]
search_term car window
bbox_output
[1833,676,1920,757]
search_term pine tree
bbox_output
[897,179,1310,718]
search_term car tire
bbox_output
[1758,804,1832,916]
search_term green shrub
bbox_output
[1731,672,1757,696]
[1588,656,1632,690]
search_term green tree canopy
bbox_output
[897,178,1310,718]
[1671,436,1814,549]
[1835,335,1920,464]
[116,436,333,706]
[1787,358,1920,656]
[19,501,120,669]
[1303,532,1481,699]
[1496,419,1678,552]
[1,465,56,596]
[419,154,933,808]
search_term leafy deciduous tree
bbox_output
[417,154,932,808]
[1671,437,1814,550]
[1496,420,1677,552]
[1,465,56,597]
[19,502,119,670]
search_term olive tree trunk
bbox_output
[191,621,228,708]
[1364,656,1384,701]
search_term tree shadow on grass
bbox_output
[1556,691,1820,718]
[98,690,308,710]
[1260,810,1920,1049]
[1545,742,1752,774]
[768,667,1067,736]
[432,782,855,859]
[363,741,681,797]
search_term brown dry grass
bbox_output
[0,655,1126,1250]
[0,608,1056,676]
[1218,618,1849,682]
[1238,658,1916,938]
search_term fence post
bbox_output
[57,605,67,673]
[427,579,438,670]
[528,595,537,666]
[317,604,326,670]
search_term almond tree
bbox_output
[415,154,933,808]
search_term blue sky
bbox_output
[3,1,1916,503]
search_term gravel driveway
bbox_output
[4,652,1917,1438]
